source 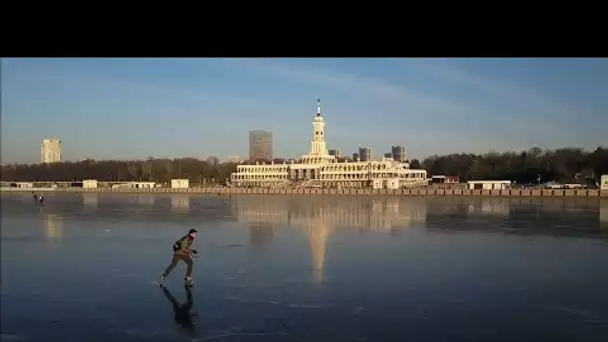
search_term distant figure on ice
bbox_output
[32,192,38,202]
[160,228,198,286]
[160,284,197,330]
[38,194,44,206]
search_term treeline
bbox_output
[0,158,238,184]
[415,146,608,184]
[2,147,607,185]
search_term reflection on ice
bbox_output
[231,196,429,284]
[231,196,428,231]
[159,284,197,332]
[44,213,63,241]
[249,224,274,249]
[136,195,155,206]
[2,192,608,342]
[83,193,98,209]
[308,221,329,284]
[3,193,606,238]
[171,195,190,213]
[467,198,510,216]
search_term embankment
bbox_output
[2,187,608,197]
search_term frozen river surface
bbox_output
[2,193,608,342]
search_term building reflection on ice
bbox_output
[600,200,608,224]
[249,223,274,250]
[83,193,99,209]
[232,197,428,232]
[467,198,511,216]
[171,195,190,213]
[535,198,598,213]
[308,219,330,284]
[44,213,63,241]
[231,197,428,283]
[424,198,519,220]
[136,195,156,206]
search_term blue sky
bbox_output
[2,58,607,164]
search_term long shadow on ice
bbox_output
[159,284,198,335]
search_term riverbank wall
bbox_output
[3,187,608,198]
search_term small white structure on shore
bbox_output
[171,179,189,189]
[112,181,157,189]
[431,175,460,184]
[0,181,34,188]
[467,180,511,190]
[601,175,608,190]
[83,179,98,188]
[10,182,34,188]
[546,183,585,189]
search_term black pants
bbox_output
[162,252,193,278]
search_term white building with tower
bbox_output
[41,138,62,163]
[230,99,428,189]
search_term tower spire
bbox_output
[316,97,321,117]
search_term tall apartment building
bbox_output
[328,149,341,158]
[226,155,242,163]
[358,147,372,162]
[391,145,407,162]
[249,130,273,161]
[41,138,62,163]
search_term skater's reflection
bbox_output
[160,284,197,331]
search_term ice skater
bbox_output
[160,228,198,286]
[38,193,44,206]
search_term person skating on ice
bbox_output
[160,228,198,286]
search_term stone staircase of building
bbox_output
[272,180,293,189]
[295,179,323,189]
[295,179,313,189]
[288,180,304,189]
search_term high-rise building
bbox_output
[41,138,62,163]
[328,149,341,158]
[391,145,407,162]
[384,152,393,158]
[358,147,372,161]
[249,130,273,161]
[226,155,241,163]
